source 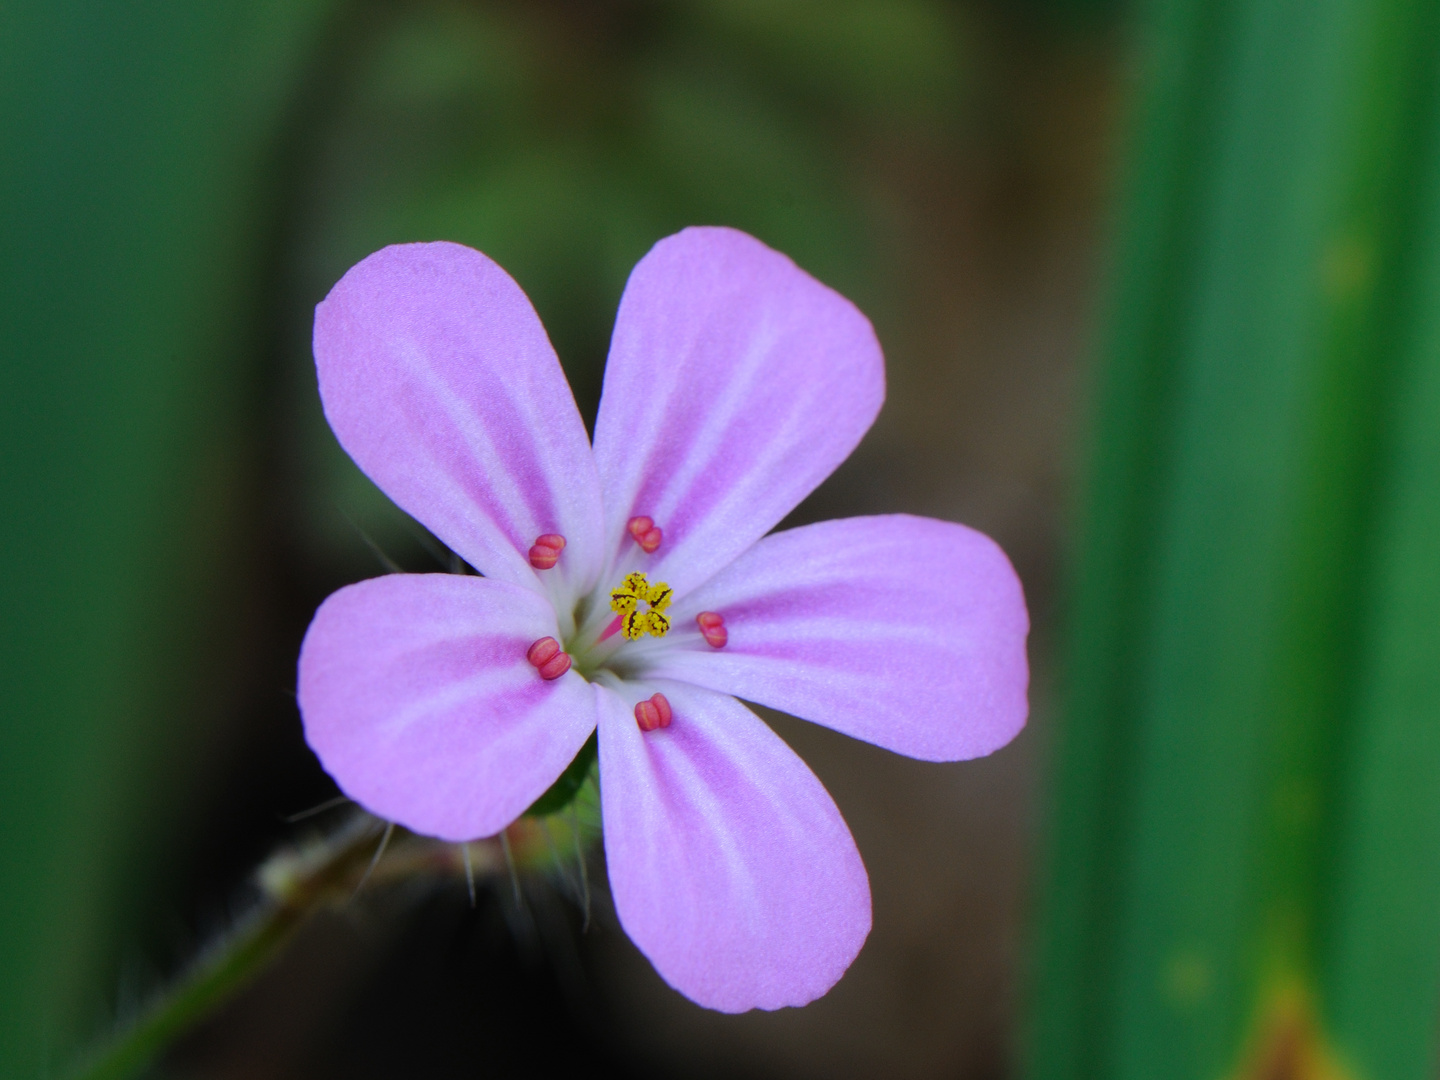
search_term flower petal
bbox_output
[314,242,604,597]
[595,680,871,1012]
[592,227,884,595]
[298,573,596,841]
[644,515,1029,761]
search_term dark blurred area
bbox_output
[150,2,1119,1077]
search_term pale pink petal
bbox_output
[314,242,604,596]
[592,227,885,596]
[644,515,1029,761]
[298,574,596,841]
[595,680,871,1012]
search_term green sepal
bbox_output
[524,732,598,817]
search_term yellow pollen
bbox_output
[609,571,673,640]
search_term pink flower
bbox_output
[297,227,1029,1012]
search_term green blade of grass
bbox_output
[1031,0,1440,1076]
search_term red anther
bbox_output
[625,516,663,553]
[526,636,560,667]
[537,651,571,680]
[696,612,728,649]
[634,693,672,732]
[528,533,566,570]
[634,698,660,732]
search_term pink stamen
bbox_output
[634,692,673,732]
[697,612,727,649]
[537,652,571,680]
[526,636,559,666]
[526,636,571,679]
[598,613,624,643]
[627,516,663,553]
[528,532,566,570]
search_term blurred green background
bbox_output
[2,1,1437,1078]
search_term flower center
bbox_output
[609,571,673,640]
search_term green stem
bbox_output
[65,791,600,1079]
[66,814,389,1080]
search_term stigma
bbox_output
[609,571,673,640]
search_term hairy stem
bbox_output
[67,813,393,1080]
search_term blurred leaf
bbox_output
[0,1,335,1070]
[1031,0,1440,1076]
[688,0,967,118]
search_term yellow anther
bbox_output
[610,571,650,614]
[609,571,673,639]
[622,608,650,640]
